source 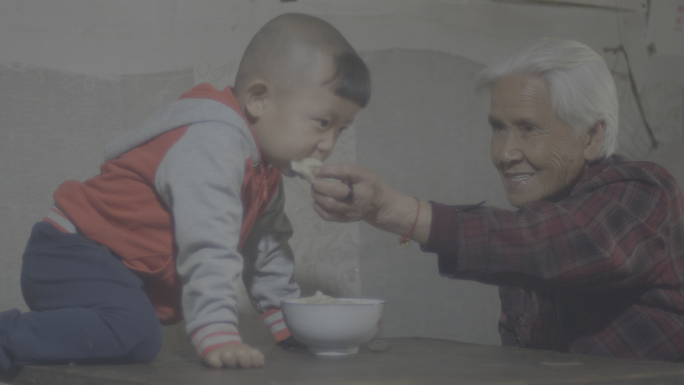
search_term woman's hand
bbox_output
[311,163,395,226]
[311,163,432,244]
[202,342,265,369]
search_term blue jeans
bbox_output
[0,222,162,371]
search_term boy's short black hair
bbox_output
[326,51,371,108]
[234,13,371,108]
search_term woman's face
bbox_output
[489,75,594,207]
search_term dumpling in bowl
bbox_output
[291,157,322,184]
[297,291,368,305]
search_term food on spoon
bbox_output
[291,157,322,184]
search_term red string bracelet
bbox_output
[399,197,420,245]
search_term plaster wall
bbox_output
[0,0,682,350]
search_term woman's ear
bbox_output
[244,80,270,120]
[583,121,606,162]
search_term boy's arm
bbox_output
[155,121,252,361]
[241,180,301,342]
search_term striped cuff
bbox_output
[262,309,290,342]
[44,205,77,234]
[190,323,242,359]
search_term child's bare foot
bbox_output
[202,343,265,369]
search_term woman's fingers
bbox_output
[311,162,391,224]
[312,182,377,223]
[314,162,371,184]
[312,178,356,202]
[310,162,428,240]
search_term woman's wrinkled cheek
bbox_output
[545,138,585,199]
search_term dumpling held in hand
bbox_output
[291,157,322,184]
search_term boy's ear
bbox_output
[244,80,270,120]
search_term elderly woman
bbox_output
[311,38,684,361]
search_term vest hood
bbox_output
[104,97,258,165]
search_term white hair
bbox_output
[474,38,619,158]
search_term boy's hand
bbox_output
[202,343,265,369]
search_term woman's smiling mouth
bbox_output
[504,172,534,186]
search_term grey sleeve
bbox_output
[241,180,301,313]
[155,122,251,351]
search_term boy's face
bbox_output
[248,56,361,176]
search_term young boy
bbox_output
[0,13,370,372]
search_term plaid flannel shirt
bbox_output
[423,155,684,361]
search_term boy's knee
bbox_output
[103,304,163,363]
[126,317,163,363]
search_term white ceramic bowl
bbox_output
[281,298,386,356]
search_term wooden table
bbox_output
[11,337,684,385]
